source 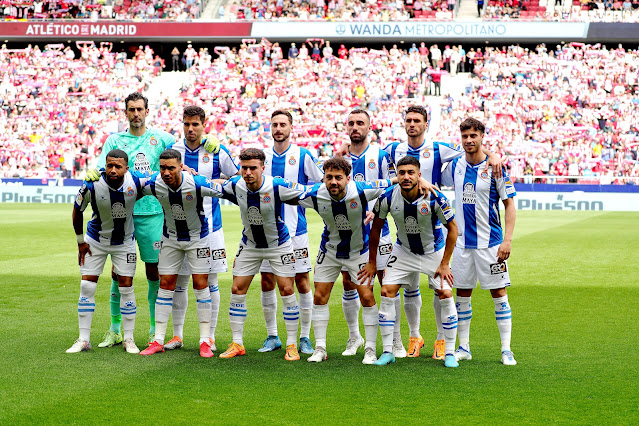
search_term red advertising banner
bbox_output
[0,21,252,40]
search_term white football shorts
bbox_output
[340,233,392,274]
[80,236,137,277]
[260,234,312,274]
[452,245,511,290]
[177,229,228,275]
[382,243,451,291]
[158,237,211,275]
[314,250,369,286]
[233,240,296,278]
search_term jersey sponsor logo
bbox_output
[422,150,431,158]
[378,243,392,255]
[420,203,429,215]
[335,214,351,231]
[247,206,264,225]
[263,193,271,203]
[149,137,158,146]
[171,204,187,221]
[462,183,476,205]
[490,261,508,275]
[288,156,297,165]
[368,159,376,169]
[126,187,134,196]
[280,253,296,265]
[153,241,162,250]
[294,248,309,259]
[111,202,127,219]
[349,199,358,209]
[197,247,211,259]
[202,154,210,163]
[353,173,365,182]
[127,253,137,263]
[405,216,421,234]
[134,153,151,174]
[480,170,489,180]
[211,248,226,260]
[185,192,194,201]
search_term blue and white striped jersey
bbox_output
[299,180,391,259]
[345,144,393,238]
[384,140,462,186]
[74,171,145,245]
[167,140,239,233]
[142,172,224,242]
[374,185,454,255]
[441,157,516,249]
[264,144,324,237]
[221,175,307,249]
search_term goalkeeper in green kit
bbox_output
[87,92,220,347]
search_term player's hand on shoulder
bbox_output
[418,177,438,197]
[486,154,506,179]
[202,135,221,154]
[85,168,101,182]
[182,164,198,175]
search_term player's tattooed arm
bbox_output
[72,207,92,266]
[434,218,458,289]
[357,216,384,286]
[497,197,516,262]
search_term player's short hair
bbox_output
[348,109,370,121]
[271,109,293,124]
[404,105,429,121]
[239,148,266,164]
[160,148,182,162]
[124,92,148,110]
[183,105,206,123]
[396,155,420,170]
[106,149,129,163]
[459,117,486,133]
[323,157,352,176]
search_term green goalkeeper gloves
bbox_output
[85,168,101,181]
[202,135,221,154]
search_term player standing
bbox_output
[67,149,145,354]
[217,148,307,361]
[162,106,239,353]
[441,118,517,365]
[383,105,502,360]
[139,149,226,358]
[359,156,459,367]
[257,110,324,355]
[339,109,407,358]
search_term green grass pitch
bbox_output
[0,204,638,424]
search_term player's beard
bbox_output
[349,133,367,145]
[273,132,289,143]
[106,175,124,189]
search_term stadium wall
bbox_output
[2,180,637,211]
[0,21,638,42]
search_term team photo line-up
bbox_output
[68,91,517,367]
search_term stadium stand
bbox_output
[0,40,637,183]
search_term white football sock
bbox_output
[299,291,313,339]
[440,296,458,355]
[362,305,379,351]
[312,304,330,349]
[209,274,220,341]
[342,289,361,339]
[172,274,190,339]
[494,295,512,351]
[194,288,211,344]
[434,292,444,340]
[393,292,402,340]
[118,286,136,340]
[281,294,300,347]
[379,296,396,353]
[404,288,422,338]
[229,294,247,346]
[456,296,472,350]
[261,289,278,337]
[154,288,174,345]
[78,280,97,341]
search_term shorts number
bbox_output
[316,251,326,265]
[386,255,398,268]
[236,246,244,258]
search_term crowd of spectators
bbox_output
[1,40,637,183]
[435,42,639,183]
[220,0,454,21]
[1,0,204,21]
[481,0,639,22]
[0,42,162,179]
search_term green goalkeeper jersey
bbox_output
[98,128,176,215]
